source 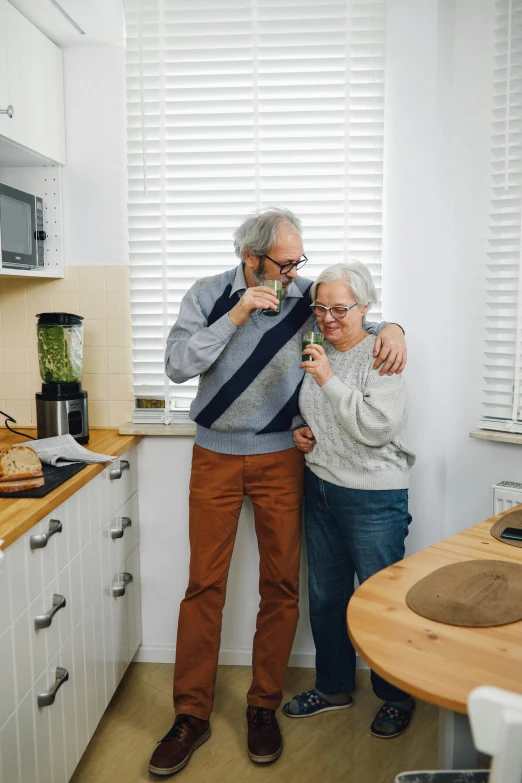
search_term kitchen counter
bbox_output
[0,429,142,549]
[470,428,522,446]
[118,421,196,436]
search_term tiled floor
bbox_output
[70,663,438,783]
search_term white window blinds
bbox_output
[124,0,386,402]
[478,0,522,433]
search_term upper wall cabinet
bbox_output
[0,0,66,165]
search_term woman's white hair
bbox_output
[311,261,377,306]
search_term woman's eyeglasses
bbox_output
[311,302,358,319]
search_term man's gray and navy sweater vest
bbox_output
[165,263,384,456]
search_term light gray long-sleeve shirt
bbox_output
[300,335,416,489]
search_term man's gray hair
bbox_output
[234,207,302,260]
[311,261,377,306]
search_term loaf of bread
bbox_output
[0,446,43,481]
[0,476,45,493]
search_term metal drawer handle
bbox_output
[111,516,132,540]
[30,519,62,550]
[37,667,69,708]
[112,572,133,598]
[0,105,14,118]
[34,594,66,630]
[109,459,130,480]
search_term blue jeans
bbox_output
[304,467,411,702]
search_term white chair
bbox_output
[395,686,522,783]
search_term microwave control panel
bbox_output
[36,197,45,267]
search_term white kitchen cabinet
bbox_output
[92,591,106,725]
[0,0,66,164]
[84,604,98,740]
[59,634,78,782]
[0,710,20,783]
[32,666,54,783]
[16,689,38,783]
[47,655,68,783]
[0,2,10,144]
[0,626,16,735]
[71,619,89,766]
[0,446,140,783]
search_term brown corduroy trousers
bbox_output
[173,444,304,720]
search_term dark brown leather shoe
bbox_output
[246,706,283,764]
[148,714,211,776]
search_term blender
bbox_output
[35,313,89,443]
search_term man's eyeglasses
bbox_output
[311,302,358,320]
[263,254,308,275]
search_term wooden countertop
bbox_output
[118,421,196,437]
[0,429,142,550]
[347,507,522,714]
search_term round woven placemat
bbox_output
[405,559,522,626]
[491,508,522,548]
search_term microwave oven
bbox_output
[0,182,46,270]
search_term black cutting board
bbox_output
[0,461,88,498]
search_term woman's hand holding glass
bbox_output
[300,344,334,387]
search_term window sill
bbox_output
[118,422,196,437]
[469,429,522,446]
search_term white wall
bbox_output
[441,0,522,535]
[61,46,128,266]
[136,0,522,665]
[383,0,454,553]
[385,0,522,552]
[136,437,315,665]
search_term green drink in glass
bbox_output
[302,331,324,361]
[260,279,282,316]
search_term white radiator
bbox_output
[492,481,522,515]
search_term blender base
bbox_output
[36,382,89,443]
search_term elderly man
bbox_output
[149,208,406,777]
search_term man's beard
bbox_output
[253,257,291,298]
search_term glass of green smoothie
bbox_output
[260,279,282,316]
[302,330,324,361]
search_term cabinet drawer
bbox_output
[26,503,70,601]
[83,606,97,739]
[131,544,142,657]
[15,689,38,783]
[71,621,89,764]
[12,607,33,706]
[60,634,78,781]
[108,498,135,574]
[46,655,68,783]
[30,578,67,683]
[0,709,19,783]
[106,450,135,516]
[0,625,16,730]
[89,471,110,538]
[131,490,140,549]
[92,592,106,724]
[81,527,103,613]
[33,668,54,783]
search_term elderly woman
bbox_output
[284,261,416,738]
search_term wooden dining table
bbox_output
[347,506,522,769]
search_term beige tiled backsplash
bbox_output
[0,265,134,429]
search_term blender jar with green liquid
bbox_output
[37,312,84,383]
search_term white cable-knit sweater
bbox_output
[299,335,416,490]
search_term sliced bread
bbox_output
[0,445,43,481]
[0,476,45,493]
